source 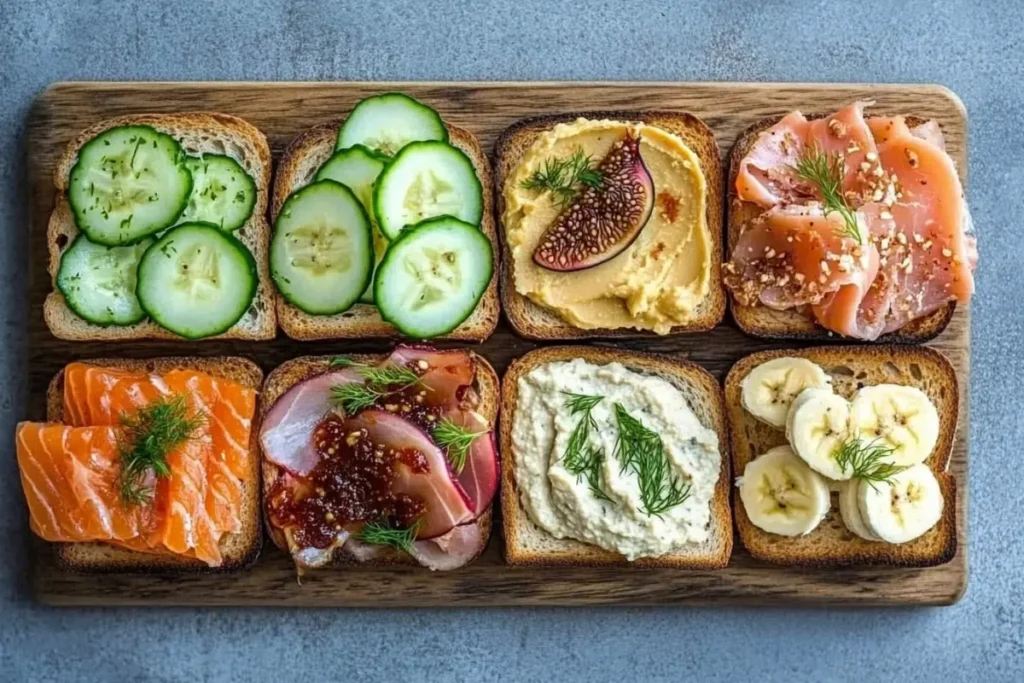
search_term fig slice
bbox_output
[533,131,655,272]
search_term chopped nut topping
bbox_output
[866,151,879,162]
[905,149,920,168]
[896,232,908,245]
[828,118,847,137]
[942,247,953,257]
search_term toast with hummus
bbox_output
[259,348,498,571]
[725,345,958,567]
[34,356,264,573]
[271,115,499,341]
[500,346,732,569]
[495,112,726,340]
[724,107,967,343]
[45,113,276,341]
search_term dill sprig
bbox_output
[521,147,603,208]
[612,404,691,517]
[560,392,610,501]
[117,396,204,506]
[833,437,906,489]
[432,418,487,474]
[329,357,422,415]
[357,518,421,552]
[794,147,863,243]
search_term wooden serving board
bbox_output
[26,82,970,606]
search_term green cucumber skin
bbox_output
[374,215,493,338]
[336,92,449,154]
[68,125,193,246]
[372,142,484,241]
[56,235,149,327]
[137,222,258,340]
[271,180,374,316]
[181,154,257,232]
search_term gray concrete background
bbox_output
[1,0,1021,681]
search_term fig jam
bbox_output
[268,414,427,549]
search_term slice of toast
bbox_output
[494,111,727,340]
[47,356,264,573]
[270,121,500,341]
[44,113,277,341]
[726,114,955,343]
[259,352,499,568]
[500,345,733,569]
[725,345,958,567]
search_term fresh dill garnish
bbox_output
[833,436,905,489]
[432,418,487,474]
[612,404,691,517]
[329,358,422,415]
[521,146,604,208]
[794,147,863,243]
[117,396,204,506]
[357,518,421,552]
[560,392,610,501]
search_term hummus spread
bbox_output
[504,119,712,334]
[512,359,721,560]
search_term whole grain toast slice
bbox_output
[725,345,958,567]
[259,351,499,568]
[270,121,500,341]
[47,356,264,573]
[726,114,955,343]
[44,113,277,341]
[500,345,732,569]
[494,111,727,340]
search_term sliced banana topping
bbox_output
[786,388,852,480]
[738,445,831,537]
[849,384,940,467]
[741,357,832,429]
[856,463,944,543]
[838,479,881,541]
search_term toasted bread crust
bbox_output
[725,345,958,567]
[494,111,727,341]
[725,113,956,343]
[258,352,499,569]
[45,112,277,341]
[270,120,500,342]
[499,345,733,569]
[46,356,264,573]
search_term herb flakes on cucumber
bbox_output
[179,154,256,232]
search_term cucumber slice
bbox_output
[315,145,389,304]
[56,235,151,326]
[374,216,493,338]
[336,93,448,157]
[68,125,192,246]
[136,222,257,339]
[179,155,256,232]
[373,142,483,240]
[271,180,373,315]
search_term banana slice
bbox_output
[741,357,832,428]
[738,445,831,537]
[786,388,852,480]
[857,464,944,543]
[838,479,880,541]
[849,384,940,467]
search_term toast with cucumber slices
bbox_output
[725,345,958,567]
[271,94,499,341]
[44,113,276,341]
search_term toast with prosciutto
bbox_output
[724,101,977,342]
[259,347,499,571]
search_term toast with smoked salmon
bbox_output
[27,356,264,573]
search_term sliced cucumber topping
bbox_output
[315,145,389,305]
[373,142,483,240]
[68,125,192,246]
[374,216,493,338]
[271,180,373,315]
[137,222,257,339]
[336,93,448,157]
[179,155,256,232]
[56,235,151,326]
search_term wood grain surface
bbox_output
[26,82,969,606]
